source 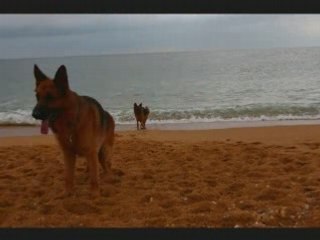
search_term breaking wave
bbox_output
[2,105,320,126]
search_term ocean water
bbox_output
[1,47,320,126]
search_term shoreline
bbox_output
[1,123,320,147]
[0,119,320,138]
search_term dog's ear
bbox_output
[34,64,48,86]
[53,65,69,95]
[139,103,142,107]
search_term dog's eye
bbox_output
[45,94,55,102]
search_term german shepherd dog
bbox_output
[133,102,150,130]
[32,64,115,197]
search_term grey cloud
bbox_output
[0,14,228,39]
[1,14,320,59]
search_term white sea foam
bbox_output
[110,105,320,124]
[2,109,320,126]
[0,110,38,125]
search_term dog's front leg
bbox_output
[62,150,76,196]
[86,151,100,197]
[136,120,139,130]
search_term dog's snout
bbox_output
[32,109,42,119]
[32,105,49,120]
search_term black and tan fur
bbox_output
[133,102,150,130]
[32,64,115,197]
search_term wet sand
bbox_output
[0,125,320,227]
[1,119,320,137]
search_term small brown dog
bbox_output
[32,64,115,197]
[133,102,150,130]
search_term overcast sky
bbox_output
[1,14,320,59]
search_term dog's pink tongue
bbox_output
[40,120,49,134]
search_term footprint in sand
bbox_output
[0,200,14,208]
[100,185,118,198]
[21,168,37,177]
[38,204,55,215]
[63,200,101,215]
[285,146,297,150]
[159,199,179,209]
[302,142,320,150]
[30,188,46,197]
[190,202,212,213]
[205,179,218,187]
[0,174,16,180]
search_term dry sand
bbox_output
[0,125,320,227]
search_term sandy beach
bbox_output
[0,124,320,227]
